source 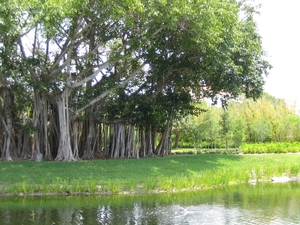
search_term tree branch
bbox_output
[73,62,147,116]
[70,60,113,88]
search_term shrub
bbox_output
[240,142,300,154]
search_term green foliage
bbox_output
[176,93,299,149]
[100,90,198,131]
[240,142,300,154]
[1,0,272,161]
[231,117,246,147]
[178,141,194,149]
[251,118,273,143]
[173,148,240,155]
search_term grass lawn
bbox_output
[1,153,300,196]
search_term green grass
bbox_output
[1,153,300,196]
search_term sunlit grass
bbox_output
[0,153,300,196]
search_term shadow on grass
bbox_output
[0,154,245,184]
[146,154,244,178]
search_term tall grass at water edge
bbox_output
[0,154,300,196]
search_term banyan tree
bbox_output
[0,0,270,161]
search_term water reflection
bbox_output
[0,183,300,225]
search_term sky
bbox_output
[254,0,300,113]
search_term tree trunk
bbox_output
[173,129,180,149]
[140,128,146,158]
[1,116,13,161]
[48,103,60,159]
[103,124,110,157]
[0,123,3,159]
[125,124,134,158]
[79,105,98,159]
[119,124,126,158]
[32,93,41,160]
[21,132,30,159]
[71,120,79,159]
[110,124,115,158]
[94,123,103,158]
[155,119,172,156]
[0,84,15,161]
[134,126,140,159]
[42,95,52,160]
[31,92,51,160]
[110,123,126,159]
[55,90,76,161]
[145,125,154,156]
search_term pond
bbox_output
[0,183,300,224]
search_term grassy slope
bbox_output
[1,154,300,195]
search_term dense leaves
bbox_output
[177,94,299,149]
[0,0,270,161]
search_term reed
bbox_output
[143,177,158,191]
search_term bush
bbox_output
[177,141,195,148]
[240,142,300,154]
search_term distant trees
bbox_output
[176,94,299,149]
[0,0,270,161]
[251,118,273,143]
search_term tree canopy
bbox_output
[0,0,271,161]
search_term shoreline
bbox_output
[1,154,300,198]
[1,177,299,198]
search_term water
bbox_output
[0,183,300,224]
